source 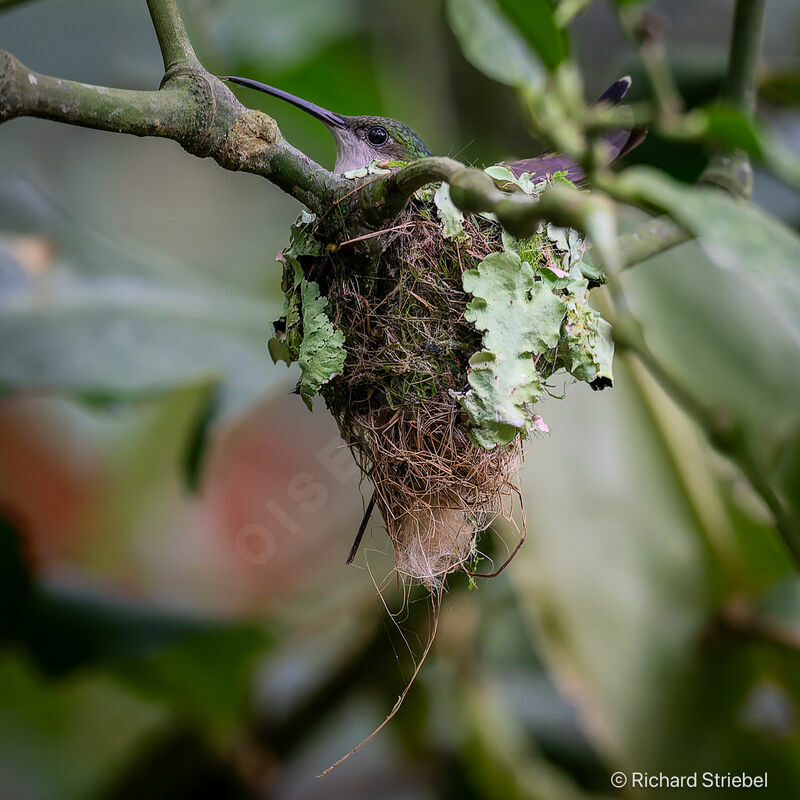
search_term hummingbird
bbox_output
[223,75,643,179]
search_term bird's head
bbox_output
[222,76,432,173]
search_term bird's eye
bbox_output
[367,126,389,146]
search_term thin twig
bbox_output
[346,492,376,565]
[146,0,199,70]
[702,0,766,198]
[331,223,414,251]
[714,598,800,653]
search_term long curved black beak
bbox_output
[221,76,346,130]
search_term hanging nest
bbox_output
[269,169,614,589]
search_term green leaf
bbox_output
[0,653,168,800]
[620,167,800,346]
[459,251,566,448]
[0,275,278,420]
[484,165,543,195]
[689,105,800,192]
[620,209,800,526]
[446,0,546,89]
[495,0,568,71]
[695,105,765,158]
[297,280,346,409]
[554,0,593,27]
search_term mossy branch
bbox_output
[0,0,347,214]
[370,157,622,239]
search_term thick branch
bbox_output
[0,53,197,138]
[147,0,199,71]
[0,50,347,215]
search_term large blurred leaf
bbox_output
[0,653,168,800]
[620,167,800,347]
[0,268,280,420]
[618,202,800,519]
[446,0,545,89]
[514,360,800,797]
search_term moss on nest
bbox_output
[269,168,614,588]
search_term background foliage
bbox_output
[1,0,799,798]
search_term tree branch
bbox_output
[147,0,199,71]
[0,45,347,215]
[363,157,620,273]
[713,598,800,653]
[0,51,197,138]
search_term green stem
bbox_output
[702,0,766,198]
[146,0,200,71]
[725,0,766,117]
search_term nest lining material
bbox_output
[270,175,613,588]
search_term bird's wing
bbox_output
[505,76,646,181]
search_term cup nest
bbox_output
[285,203,522,588]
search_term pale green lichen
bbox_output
[454,209,615,448]
[268,212,347,408]
[297,280,346,409]
[456,251,566,448]
[559,279,614,384]
[342,160,392,179]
